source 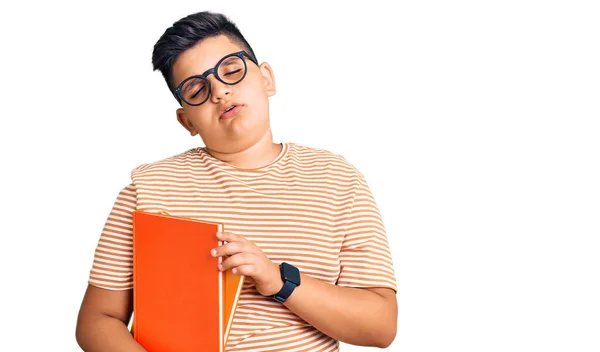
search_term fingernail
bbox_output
[211,249,217,256]
[232,268,237,274]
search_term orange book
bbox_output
[132,210,243,352]
[223,268,244,346]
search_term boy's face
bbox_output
[172,35,276,153]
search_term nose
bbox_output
[208,75,232,103]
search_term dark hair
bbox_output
[152,11,257,91]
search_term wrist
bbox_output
[270,262,301,303]
[264,263,284,296]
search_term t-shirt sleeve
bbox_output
[87,183,137,290]
[336,174,397,292]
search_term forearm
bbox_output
[214,232,397,346]
[283,274,396,347]
[76,314,146,352]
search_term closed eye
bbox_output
[224,69,242,77]
[190,86,206,99]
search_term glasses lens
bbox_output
[218,55,246,84]
[181,77,209,105]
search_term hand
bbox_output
[211,231,283,297]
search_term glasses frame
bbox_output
[172,50,258,106]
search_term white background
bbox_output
[1,0,599,351]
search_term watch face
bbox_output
[281,262,301,286]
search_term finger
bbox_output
[220,252,257,272]
[212,234,262,257]
[211,241,245,257]
[217,231,246,242]
[212,240,258,257]
[229,264,257,276]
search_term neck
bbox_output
[206,129,282,169]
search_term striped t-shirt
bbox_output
[88,142,396,352]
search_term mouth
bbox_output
[220,104,243,120]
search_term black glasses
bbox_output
[172,51,258,106]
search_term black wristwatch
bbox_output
[271,262,301,303]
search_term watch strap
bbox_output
[272,280,297,303]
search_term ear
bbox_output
[259,62,276,97]
[176,108,198,136]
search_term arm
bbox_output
[215,172,397,347]
[76,285,147,352]
[78,184,142,351]
[283,276,397,348]
[214,232,398,348]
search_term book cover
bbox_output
[132,210,223,352]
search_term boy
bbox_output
[76,11,397,352]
